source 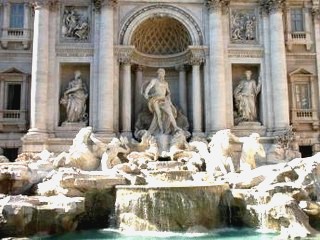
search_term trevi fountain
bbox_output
[0,68,320,239]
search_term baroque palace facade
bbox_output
[0,0,320,159]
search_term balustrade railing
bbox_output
[1,28,31,39]
[0,110,26,120]
[292,109,316,120]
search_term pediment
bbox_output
[1,67,26,74]
[288,68,312,76]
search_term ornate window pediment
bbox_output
[289,68,319,130]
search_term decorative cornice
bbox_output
[205,0,230,13]
[56,48,94,57]
[260,0,286,14]
[93,0,117,12]
[228,48,264,58]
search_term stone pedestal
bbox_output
[232,121,267,137]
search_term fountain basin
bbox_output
[115,183,229,232]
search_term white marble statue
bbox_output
[60,70,88,123]
[127,131,159,165]
[100,137,130,171]
[207,129,235,175]
[53,127,105,171]
[142,68,181,135]
[234,133,266,171]
[234,70,261,123]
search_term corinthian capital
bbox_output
[260,0,286,14]
[115,45,135,64]
[205,0,230,13]
[94,0,117,12]
[32,0,58,9]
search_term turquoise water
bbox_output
[41,228,280,240]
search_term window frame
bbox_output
[9,3,24,29]
[290,8,304,32]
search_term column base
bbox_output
[120,131,133,139]
[21,129,49,153]
[191,131,206,141]
[94,129,116,143]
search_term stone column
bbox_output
[177,65,187,115]
[97,0,117,134]
[135,65,143,117]
[191,63,202,133]
[27,1,49,138]
[206,0,229,131]
[189,47,206,134]
[117,46,134,136]
[120,62,132,135]
[262,0,290,131]
[0,79,4,120]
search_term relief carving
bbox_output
[62,6,90,40]
[230,9,257,42]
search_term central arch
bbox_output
[120,4,203,46]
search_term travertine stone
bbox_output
[27,2,49,136]
[208,3,227,131]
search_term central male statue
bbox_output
[143,68,181,135]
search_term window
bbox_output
[10,3,24,28]
[291,8,304,32]
[6,83,21,110]
[294,83,310,109]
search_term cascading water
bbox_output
[115,183,229,232]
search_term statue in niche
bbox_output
[60,70,88,124]
[142,68,182,135]
[234,70,261,124]
[62,7,89,40]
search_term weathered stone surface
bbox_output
[0,195,84,238]
[0,163,33,195]
[225,153,320,238]
[37,168,126,197]
[116,184,229,232]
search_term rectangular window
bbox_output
[291,8,304,32]
[10,3,24,28]
[295,83,310,109]
[6,83,21,110]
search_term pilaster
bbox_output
[97,0,117,135]
[261,0,290,132]
[206,0,228,132]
